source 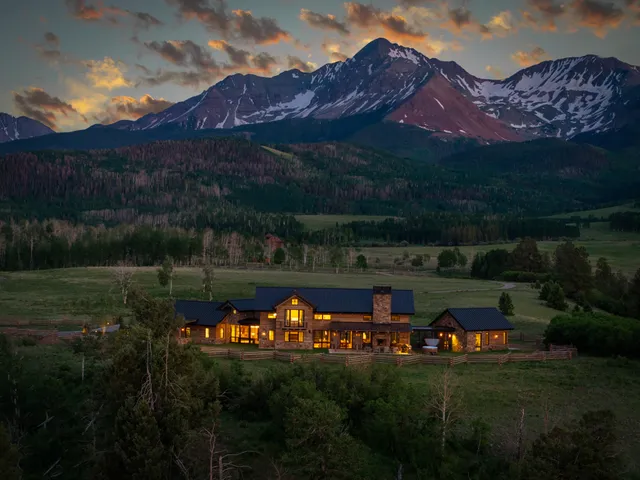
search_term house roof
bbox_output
[253,287,415,314]
[432,307,515,331]
[174,300,228,326]
[223,298,256,312]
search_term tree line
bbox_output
[0,294,629,480]
[609,212,640,232]
[470,238,640,319]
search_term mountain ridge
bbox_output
[102,38,640,142]
[0,113,54,143]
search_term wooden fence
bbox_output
[200,347,575,367]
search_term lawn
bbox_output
[0,267,559,337]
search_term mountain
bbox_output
[107,38,639,143]
[0,113,54,143]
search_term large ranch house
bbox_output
[175,286,414,352]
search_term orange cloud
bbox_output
[571,0,625,37]
[511,46,550,67]
[83,57,133,90]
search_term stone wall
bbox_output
[372,286,392,324]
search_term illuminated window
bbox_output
[313,330,330,349]
[484,332,489,345]
[219,327,224,339]
[285,309,304,327]
[205,328,210,339]
[314,314,322,320]
[269,330,274,341]
[391,315,400,322]
[362,332,370,343]
[363,315,372,321]
[268,312,277,319]
[390,332,399,343]
[291,298,298,305]
[233,309,237,314]
[285,331,304,342]
[504,332,508,344]
[185,327,191,338]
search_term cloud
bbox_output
[251,52,279,74]
[322,42,349,62]
[522,0,567,31]
[65,0,162,29]
[44,32,60,47]
[511,46,550,67]
[441,7,515,38]
[144,40,219,71]
[208,40,251,66]
[397,0,438,6]
[208,40,279,74]
[12,87,80,130]
[343,2,449,54]
[98,94,175,124]
[287,55,317,73]
[300,9,350,35]
[485,65,505,79]
[168,0,293,44]
[167,0,231,34]
[231,9,292,44]
[570,0,625,37]
[83,57,133,90]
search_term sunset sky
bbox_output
[2,0,639,131]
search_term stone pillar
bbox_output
[372,286,392,324]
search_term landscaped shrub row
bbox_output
[544,312,640,358]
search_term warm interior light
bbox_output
[494,334,499,338]
[439,333,443,337]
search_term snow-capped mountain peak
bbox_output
[108,39,640,142]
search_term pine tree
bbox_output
[499,292,515,316]
[546,283,568,311]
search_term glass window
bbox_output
[219,327,224,339]
[268,312,277,319]
[291,298,298,305]
[363,315,372,321]
[484,332,489,345]
[285,309,304,327]
[313,330,330,349]
[205,327,210,339]
[322,314,331,320]
[314,313,322,320]
[269,330,274,341]
[391,315,400,322]
[285,331,304,342]
[390,332,399,344]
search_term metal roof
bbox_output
[253,287,415,314]
[174,300,228,326]
[432,307,515,331]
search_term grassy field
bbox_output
[0,267,560,337]
[547,203,640,219]
[295,214,395,230]
[357,224,640,276]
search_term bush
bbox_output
[499,292,515,316]
[546,283,568,311]
[544,312,640,357]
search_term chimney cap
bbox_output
[373,285,392,294]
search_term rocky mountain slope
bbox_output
[0,113,54,143]
[108,38,640,142]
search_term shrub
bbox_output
[544,312,640,358]
[546,283,568,311]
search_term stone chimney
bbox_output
[372,286,392,324]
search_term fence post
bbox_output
[240,352,244,361]
[345,356,350,367]
[448,358,454,368]
[290,353,294,364]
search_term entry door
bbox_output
[474,333,482,351]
